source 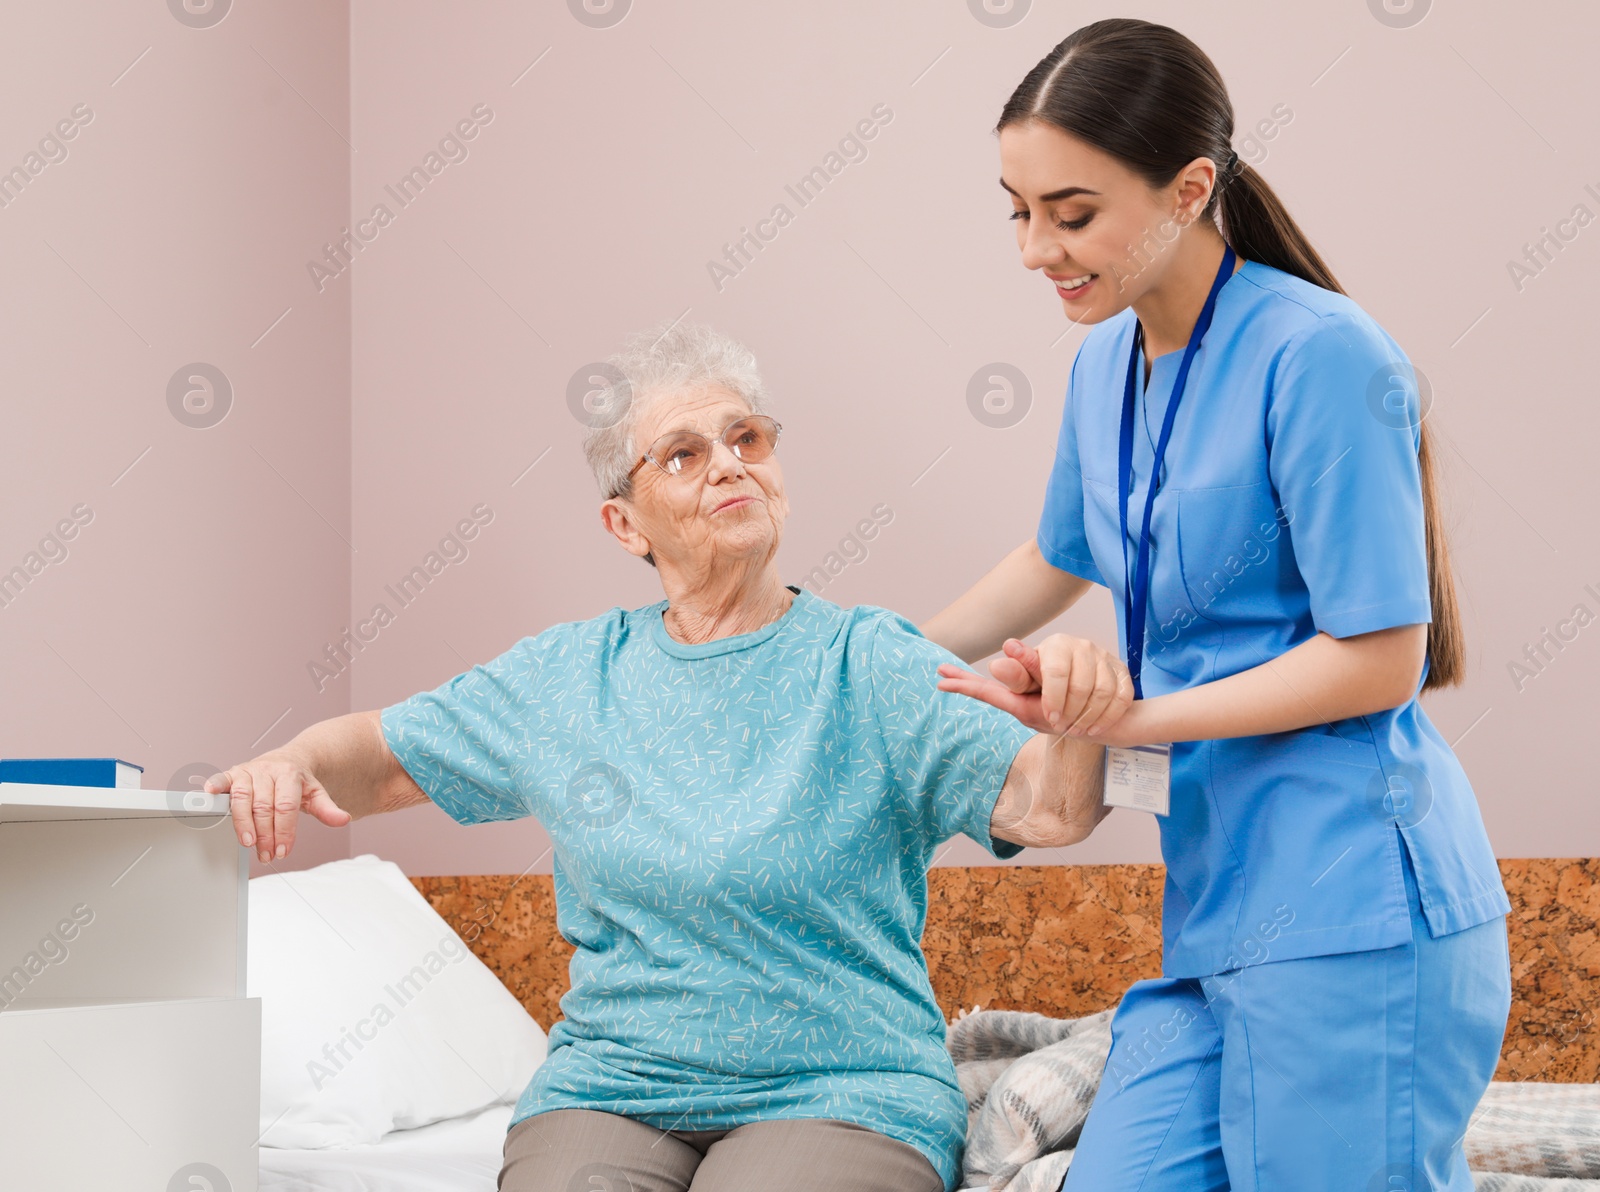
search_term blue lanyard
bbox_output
[1117,244,1236,700]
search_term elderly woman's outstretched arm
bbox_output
[990,730,1111,849]
[206,709,430,863]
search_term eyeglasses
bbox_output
[622,415,783,488]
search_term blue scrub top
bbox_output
[1038,258,1510,979]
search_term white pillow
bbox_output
[248,853,548,1148]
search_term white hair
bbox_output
[581,319,773,566]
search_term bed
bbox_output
[259,1102,512,1192]
[255,1084,1600,1192]
[248,857,1600,1189]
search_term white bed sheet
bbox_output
[259,1101,515,1192]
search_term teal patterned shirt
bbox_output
[379,584,1036,1191]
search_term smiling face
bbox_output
[601,387,789,576]
[999,120,1206,324]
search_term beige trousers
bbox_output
[498,1107,946,1192]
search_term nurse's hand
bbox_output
[937,634,1133,737]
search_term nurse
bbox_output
[923,17,1513,1192]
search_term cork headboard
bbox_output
[411,860,1598,1083]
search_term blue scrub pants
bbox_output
[1061,840,1512,1191]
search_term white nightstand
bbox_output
[0,783,260,1190]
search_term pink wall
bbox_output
[0,1,352,872]
[5,2,1596,879]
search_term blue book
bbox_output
[0,757,144,789]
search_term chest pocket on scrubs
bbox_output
[1175,481,1295,629]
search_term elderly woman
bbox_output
[208,321,1118,1192]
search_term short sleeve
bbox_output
[1036,351,1107,586]
[864,612,1037,860]
[378,635,544,825]
[1266,314,1434,638]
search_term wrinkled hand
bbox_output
[937,634,1134,737]
[203,750,351,863]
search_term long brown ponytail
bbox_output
[997,17,1464,690]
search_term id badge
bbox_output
[1102,743,1171,816]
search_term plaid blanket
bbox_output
[946,1006,1111,1191]
[945,1006,1600,1191]
[1466,1083,1600,1183]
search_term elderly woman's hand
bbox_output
[204,749,352,863]
[936,634,1133,737]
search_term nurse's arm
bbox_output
[920,537,1094,665]
[990,731,1111,849]
[1117,623,1429,746]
